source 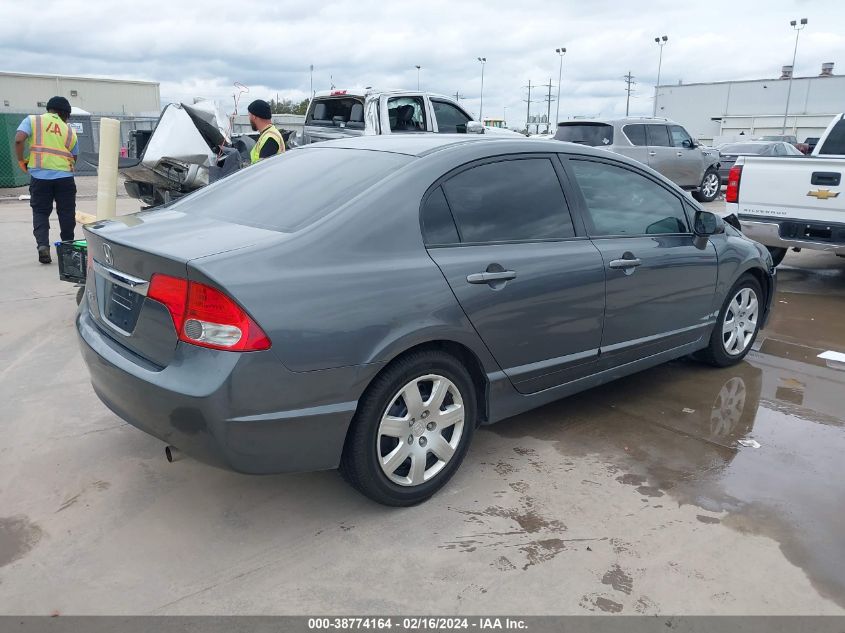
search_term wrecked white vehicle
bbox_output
[87,101,294,207]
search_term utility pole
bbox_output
[544,78,554,134]
[782,18,808,134]
[310,64,314,98]
[624,71,636,116]
[523,81,542,135]
[453,91,465,102]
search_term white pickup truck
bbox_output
[725,113,845,266]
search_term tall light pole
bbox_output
[782,18,808,134]
[555,47,566,127]
[652,35,668,117]
[415,65,421,91]
[477,57,487,121]
[309,64,314,98]
[503,106,507,126]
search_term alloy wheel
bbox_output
[701,172,720,198]
[722,287,759,356]
[376,374,465,487]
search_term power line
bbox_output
[522,80,544,134]
[623,71,636,116]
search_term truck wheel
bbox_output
[767,247,787,267]
[697,274,763,367]
[692,169,721,203]
[340,350,476,506]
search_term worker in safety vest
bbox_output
[247,99,284,164]
[14,96,79,264]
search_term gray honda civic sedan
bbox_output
[77,135,775,506]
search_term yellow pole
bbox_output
[95,117,120,220]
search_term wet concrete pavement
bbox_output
[0,195,843,615]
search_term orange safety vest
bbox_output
[27,113,78,172]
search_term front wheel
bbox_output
[697,274,763,367]
[692,169,721,203]
[340,350,477,506]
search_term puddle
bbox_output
[487,286,845,607]
[0,515,43,567]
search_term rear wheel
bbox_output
[692,168,721,203]
[767,246,787,267]
[697,274,763,367]
[340,350,476,506]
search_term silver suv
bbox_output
[554,117,722,202]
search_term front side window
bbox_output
[442,158,574,243]
[432,100,471,133]
[623,124,647,146]
[387,96,427,132]
[569,159,689,236]
[669,125,693,148]
[646,124,672,147]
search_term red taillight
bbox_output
[330,89,347,95]
[147,274,270,352]
[725,165,742,203]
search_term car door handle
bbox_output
[466,270,517,283]
[609,258,642,269]
[648,151,656,157]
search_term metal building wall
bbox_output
[0,72,160,116]
[655,74,845,144]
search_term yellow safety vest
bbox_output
[250,124,284,164]
[27,113,78,172]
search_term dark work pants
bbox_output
[30,176,76,248]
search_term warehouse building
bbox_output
[655,62,842,145]
[0,71,160,116]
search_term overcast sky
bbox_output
[2,0,842,126]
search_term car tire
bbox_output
[340,350,477,506]
[697,274,764,367]
[692,168,721,203]
[767,246,787,267]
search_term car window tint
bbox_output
[442,158,574,242]
[554,123,614,146]
[387,96,427,132]
[570,159,689,236]
[173,148,411,233]
[646,124,672,147]
[432,100,471,133]
[421,187,459,245]
[818,119,845,155]
[623,124,646,146]
[669,125,692,148]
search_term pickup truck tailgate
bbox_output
[737,157,844,223]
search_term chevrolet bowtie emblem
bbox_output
[807,189,840,200]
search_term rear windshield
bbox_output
[171,148,412,232]
[554,123,613,146]
[720,144,768,155]
[306,97,365,128]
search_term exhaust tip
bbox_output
[165,446,182,463]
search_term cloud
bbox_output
[1,0,842,124]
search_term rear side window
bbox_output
[554,123,613,147]
[388,96,427,132]
[421,187,459,245]
[173,148,411,233]
[646,125,672,147]
[306,98,364,127]
[623,124,646,146]
[432,100,471,133]
[442,158,574,243]
[818,119,845,155]
[569,159,689,236]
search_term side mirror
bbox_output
[466,121,485,134]
[682,139,695,149]
[694,210,725,236]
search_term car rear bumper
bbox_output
[738,217,845,255]
[77,306,366,474]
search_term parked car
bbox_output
[718,141,804,183]
[725,113,845,266]
[78,135,775,506]
[300,89,522,144]
[553,117,722,202]
[757,134,809,154]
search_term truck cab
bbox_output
[301,89,519,144]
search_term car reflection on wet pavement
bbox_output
[487,251,845,608]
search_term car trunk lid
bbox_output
[83,209,281,367]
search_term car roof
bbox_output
[308,134,617,159]
[557,117,675,126]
